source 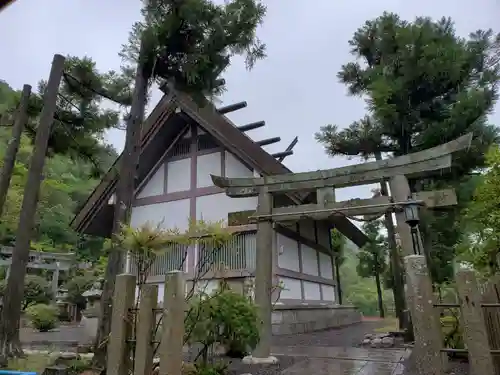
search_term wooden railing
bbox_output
[129,243,188,276]
[197,231,256,274]
[129,230,257,276]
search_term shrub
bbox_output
[66,358,93,375]
[185,283,260,361]
[64,274,96,310]
[441,313,464,351]
[26,304,58,332]
[0,275,53,310]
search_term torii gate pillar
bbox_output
[247,189,276,363]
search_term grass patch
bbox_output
[373,318,400,333]
[6,354,53,373]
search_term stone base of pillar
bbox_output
[242,355,279,365]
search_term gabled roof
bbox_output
[71,88,368,247]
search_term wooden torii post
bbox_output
[211,133,472,363]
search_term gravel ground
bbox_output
[446,362,469,375]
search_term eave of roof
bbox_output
[71,92,176,233]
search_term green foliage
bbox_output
[339,250,395,316]
[357,220,387,278]
[65,358,93,375]
[185,283,260,361]
[331,229,345,266]
[122,0,267,96]
[0,128,100,252]
[2,58,123,177]
[357,220,388,317]
[441,314,464,350]
[25,304,58,332]
[0,79,110,258]
[0,275,53,310]
[184,362,229,375]
[460,146,500,273]
[346,285,393,316]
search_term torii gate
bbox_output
[211,133,472,362]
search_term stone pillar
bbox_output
[388,175,414,258]
[390,175,447,368]
[125,252,131,274]
[107,274,136,375]
[404,255,443,375]
[390,174,417,338]
[316,187,335,207]
[245,189,277,364]
[456,269,495,375]
[134,284,158,375]
[160,271,185,375]
[51,262,60,301]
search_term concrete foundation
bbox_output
[271,304,361,335]
[82,304,361,340]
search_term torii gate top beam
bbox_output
[211,133,472,197]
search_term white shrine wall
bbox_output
[128,126,338,304]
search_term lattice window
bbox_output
[197,232,256,274]
[197,134,220,151]
[130,243,188,277]
[169,138,191,158]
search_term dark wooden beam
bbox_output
[237,120,266,132]
[214,78,226,88]
[278,136,299,162]
[257,137,281,146]
[217,101,247,114]
[272,150,294,159]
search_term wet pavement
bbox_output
[21,321,411,374]
[272,346,408,375]
[269,321,409,374]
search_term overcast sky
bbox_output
[0,0,499,203]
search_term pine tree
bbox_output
[316,13,500,286]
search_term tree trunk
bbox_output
[0,85,31,217]
[0,55,65,364]
[335,257,342,305]
[92,43,149,369]
[374,151,405,328]
[375,271,385,318]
